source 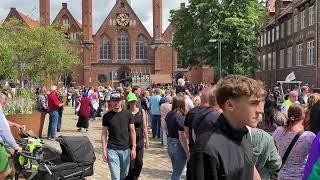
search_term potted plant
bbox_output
[4,88,43,139]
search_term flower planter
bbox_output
[6,112,43,139]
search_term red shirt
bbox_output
[48,92,60,110]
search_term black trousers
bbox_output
[126,147,144,180]
[57,108,63,132]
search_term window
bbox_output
[62,18,69,26]
[136,35,148,59]
[260,35,263,47]
[287,47,292,67]
[272,28,275,42]
[118,31,130,60]
[276,26,279,40]
[264,32,267,46]
[309,5,315,26]
[272,51,276,69]
[280,49,285,68]
[296,44,303,66]
[294,15,298,32]
[100,36,112,60]
[280,23,285,38]
[268,31,271,44]
[307,40,315,65]
[287,20,291,36]
[69,32,77,40]
[268,53,272,70]
[301,10,305,29]
[262,55,266,70]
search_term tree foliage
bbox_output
[0,18,79,84]
[170,0,266,77]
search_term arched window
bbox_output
[118,31,130,60]
[136,35,148,59]
[100,36,112,60]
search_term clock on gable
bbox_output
[116,13,130,27]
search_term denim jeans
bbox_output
[151,115,161,138]
[91,109,97,120]
[48,110,59,139]
[107,149,130,180]
[167,138,187,180]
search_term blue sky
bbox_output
[0,0,189,35]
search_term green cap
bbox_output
[127,93,137,102]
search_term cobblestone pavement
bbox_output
[42,107,173,180]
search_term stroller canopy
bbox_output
[59,136,96,165]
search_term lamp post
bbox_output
[209,38,222,80]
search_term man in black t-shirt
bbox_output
[101,92,136,180]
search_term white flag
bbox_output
[285,72,296,82]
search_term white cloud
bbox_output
[0,0,189,35]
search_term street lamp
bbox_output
[209,38,222,80]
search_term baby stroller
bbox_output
[14,131,96,180]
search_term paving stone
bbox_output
[42,107,173,180]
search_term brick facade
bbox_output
[256,0,319,87]
[5,0,215,87]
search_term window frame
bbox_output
[117,31,130,60]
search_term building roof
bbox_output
[52,3,82,30]
[277,5,293,20]
[5,8,39,28]
[95,0,151,39]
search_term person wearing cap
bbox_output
[126,93,149,180]
[281,91,299,114]
[132,86,142,109]
[47,85,64,140]
[101,92,137,180]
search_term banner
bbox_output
[285,71,296,82]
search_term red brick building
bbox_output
[256,0,319,87]
[5,0,214,87]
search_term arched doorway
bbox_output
[117,65,132,86]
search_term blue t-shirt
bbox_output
[150,95,162,115]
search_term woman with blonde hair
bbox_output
[273,104,315,180]
[165,94,189,180]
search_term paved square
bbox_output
[42,107,173,180]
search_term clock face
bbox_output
[117,13,130,27]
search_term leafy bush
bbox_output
[3,88,36,115]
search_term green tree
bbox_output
[0,18,79,84]
[170,0,266,77]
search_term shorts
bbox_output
[0,144,9,173]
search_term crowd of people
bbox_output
[3,74,320,180]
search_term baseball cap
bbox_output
[127,93,138,102]
[110,92,122,100]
